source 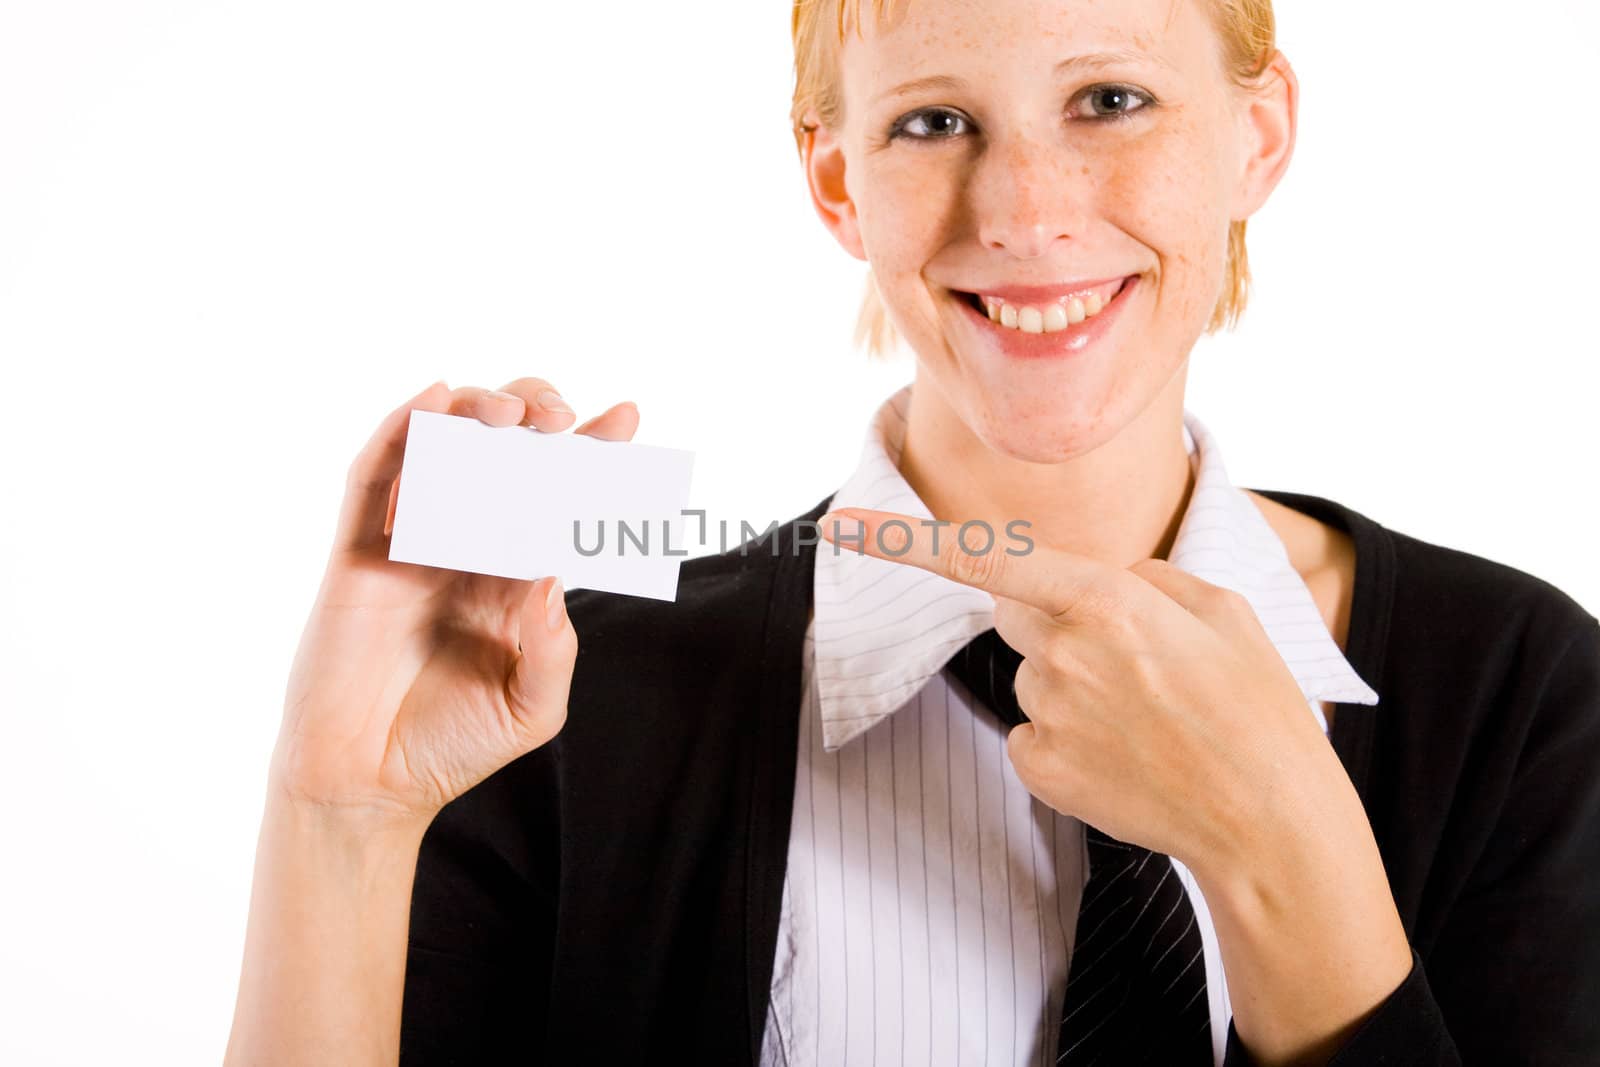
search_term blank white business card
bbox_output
[387,410,696,601]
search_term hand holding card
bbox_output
[273,378,650,824]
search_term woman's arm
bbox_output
[1211,615,1600,1066]
[1192,750,1419,1066]
[224,379,638,1065]
[224,786,429,1065]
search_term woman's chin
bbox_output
[961,391,1121,464]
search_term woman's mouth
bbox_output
[949,274,1140,358]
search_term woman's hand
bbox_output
[817,505,1326,867]
[229,377,640,1067]
[274,377,640,824]
[818,505,1414,1066]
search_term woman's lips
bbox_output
[951,274,1139,359]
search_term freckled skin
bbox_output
[840,0,1231,453]
[800,0,1296,565]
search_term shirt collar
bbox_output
[812,383,1380,753]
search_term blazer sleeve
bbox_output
[399,747,562,1066]
[1223,615,1600,1067]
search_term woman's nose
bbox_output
[973,137,1090,259]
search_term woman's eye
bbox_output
[888,86,1154,143]
[1070,84,1154,121]
[890,108,971,142]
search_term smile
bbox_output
[968,277,1127,332]
[950,274,1140,357]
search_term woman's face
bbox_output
[805,0,1294,462]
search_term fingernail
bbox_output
[536,389,573,414]
[545,577,566,631]
[819,512,865,539]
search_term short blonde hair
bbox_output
[790,0,1277,357]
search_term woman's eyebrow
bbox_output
[871,73,966,106]
[1056,47,1176,74]
[873,49,1175,106]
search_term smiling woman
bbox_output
[220,1,1600,1065]
[793,0,1274,357]
[791,0,1291,471]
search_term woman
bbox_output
[225,0,1600,1064]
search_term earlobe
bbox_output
[1231,51,1299,222]
[803,119,868,261]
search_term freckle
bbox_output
[1081,165,1089,176]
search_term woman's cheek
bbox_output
[860,161,959,268]
[1098,127,1232,325]
[859,172,967,343]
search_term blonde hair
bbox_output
[790,0,1277,358]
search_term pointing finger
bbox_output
[817,505,1157,623]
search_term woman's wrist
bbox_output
[265,739,440,842]
[262,782,433,869]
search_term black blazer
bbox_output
[400,489,1600,1066]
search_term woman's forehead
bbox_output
[842,0,1203,75]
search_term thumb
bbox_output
[506,575,579,751]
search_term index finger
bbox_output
[817,505,1150,622]
[336,380,452,554]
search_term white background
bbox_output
[2,1,1596,1062]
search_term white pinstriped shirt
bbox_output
[757,383,1381,1067]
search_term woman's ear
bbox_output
[802,113,867,261]
[1230,51,1299,222]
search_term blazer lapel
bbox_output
[742,492,835,1066]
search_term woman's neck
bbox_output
[896,371,1197,570]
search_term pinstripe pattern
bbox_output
[759,384,1381,1067]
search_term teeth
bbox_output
[974,283,1121,333]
